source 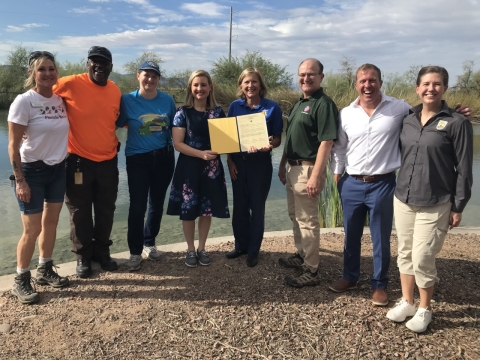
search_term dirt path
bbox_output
[1,233,479,359]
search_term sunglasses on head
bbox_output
[28,51,55,65]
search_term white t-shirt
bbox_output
[8,90,69,165]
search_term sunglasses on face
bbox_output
[28,51,55,65]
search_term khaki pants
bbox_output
[286,165,326,272]
[394,197,451,288]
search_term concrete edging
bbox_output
[1,227,479,293]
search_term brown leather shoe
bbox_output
[328,278,357,293]
[372,289,388,306]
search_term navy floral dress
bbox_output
[167,106,230,221]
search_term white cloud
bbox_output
[5,26,24,32]
[90,0,109,2]
[181,2,228,17]
[5,23,48,32]
[2,0,480,81]
[71,7,101,14]
[124,0,185,22]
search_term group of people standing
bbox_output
[7,48,473,334]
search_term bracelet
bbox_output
[16,178,25,183]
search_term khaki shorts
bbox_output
[394,197,451,288]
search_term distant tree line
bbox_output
[1,45,480,113]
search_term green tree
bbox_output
[211,50,293,90]
[57,59,86,77]
[0,45,30,93]
[456,61,476,92]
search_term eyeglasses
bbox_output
[298,73,320,78]
[28,51,55,65]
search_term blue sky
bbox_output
[1,0,479,81]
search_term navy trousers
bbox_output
[126,147,175,255]
[231,153,273,257]
[338,173,395,289]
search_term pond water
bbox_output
[0,111,478,276]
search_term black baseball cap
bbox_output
[87,46,112,62]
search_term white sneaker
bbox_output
[406,307,432,333]
[386,298,416,322]
[126,254,142,271]
[143,245,161,261]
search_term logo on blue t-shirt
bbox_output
[138,113,169,136]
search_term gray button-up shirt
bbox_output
[395,101,473,213]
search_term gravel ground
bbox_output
[0,232,479,359]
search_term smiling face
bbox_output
[137,69,160,93]
[191,76,211,102]
[355,69,383,108]
[240,73,261,101]
[416,72,447,107]
[87,56,113,86]
[298,60,324,97]
[33,58,58,90]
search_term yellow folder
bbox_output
[208,113,269,154]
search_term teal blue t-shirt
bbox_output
[116,89,176,156]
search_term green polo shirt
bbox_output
[284,88,338,160]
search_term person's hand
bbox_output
[16,180,31,203]
[306,176,320,198]
[278,165,286,185]
[455,104,471,119]
[334,173,342,185]
[449,211,462,229]
[227,156,238,181]
[201,150,218,160]
[247,146,258,154]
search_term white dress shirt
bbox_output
[331,93,410,175]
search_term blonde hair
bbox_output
[184,70,218,110]
[24,56,58,89]
[236,67,268,99]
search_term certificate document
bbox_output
[208,113,269,154]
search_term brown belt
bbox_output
[287,159,315,166]
[349,172,394,182]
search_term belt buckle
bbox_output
[295,159,302,165]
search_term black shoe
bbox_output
[284,268,320,288]
[246,255,258,267]
[11,271,39,305]
[92,255,118,271]
[35,261,70,288]
[76,259,92,278]
[225,249,246,259]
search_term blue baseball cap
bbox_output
[138,61,161,76]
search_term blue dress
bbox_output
[167,106,230,221]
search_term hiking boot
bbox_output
[185,251,198,268]
[197,249,211,266]
[284,268,320,288]
[11,271,39,305]
[76,259,92,278]
[278,253,304,270]
[126,254,142,271]
[143,245,161,261]
[328,278,357,293]
[386,298,416,322]
[406,308,432,333]
[35,261,70,288]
